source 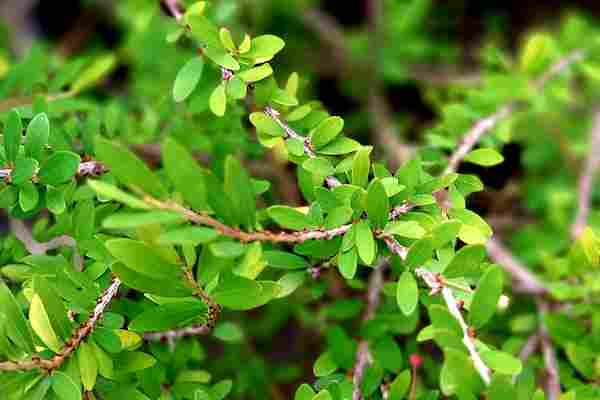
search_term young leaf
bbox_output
[19,182,39,212]
[95,137,167,198]
[158,226,218,246]
[303,157,335,177]
[397,271,419,315]
[464,148,504,167]
[204,46,240,70]
[210,83,227,117]
[405,238,433,269]
[246,35,285,63]
[187,15,222,49]
[249,112,284,136]
[355,220,376,265]
[173,57,204,102]
[25,113,49,160]
[338,248,358,279]
[0,281,35,353]
[87,180,150,209]
[4,109,22,164]
[469,265,503,329]
[367,179,389,229]
[384,221,425,239]
[33,276,72,340]
[238,63,273,83]
[38,151,80,185]
[480,350,522,375]
[102,211,184,229]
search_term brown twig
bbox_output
[485,237,548,295]
[352,262,386,400]
[571,109,600,239]
[10,219,75,255]
[0,277,121,372]
[444,49,585,174]
[537,301,561,400]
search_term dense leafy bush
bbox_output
[2,1,600,399]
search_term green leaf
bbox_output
[319,136,362,155]
[384,221,425,239]
[464,148,504,167]
[210,83,227,117]
[173,57,204,102]
[29,294,62,352]
[4,109,22,164]
[249,112,284,136]
[11,157,37,185]
[431,220,462,248]
[397,271,419,315]
[226,76,247,99]
[338,248,358,279]
[19,182,39,212]
[389,370,411,400]
[310,116,344,149]
[33,276,71,340]
[443,244,485,279]
[95,137,166,198]
[70,54,116,93]
[224,156,256,229]
[162,137,209,211]
[0,281,35,353]
[158,226,218,246]
[238,63,273,82]
[469,265,503,328]
[204,46,240,71]
[219,27,236,51]
[113,351,156,374]
[268,205,314,230]
[303,157,334,177]
[51,371,81,400]
[246,35,285,63]
[295,384,316,400]
[212,273,263,310]
[129,300,207,332]
[88,180,150,209]
[355,220,376,265]
[106,239,193,297]
[25,113,49,160]
[352,147,371,188]
[367,179,389,229]
[38,151,80,185]
[313,351,338,377]
[263,250,309,269]
[405,238,433,269]
[46,186,66,214]
[187,15,222,49]
[78,342,98,391]
[480,350,522,375]
[102,211,184,229]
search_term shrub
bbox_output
[1,1,600,399]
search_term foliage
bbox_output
[1,1,600,399]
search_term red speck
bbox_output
[409,353,423,369]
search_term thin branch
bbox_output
[264,106,341,188]
[518,333,540,362]
[143,324,210,341]
[0,277,121,372]
[444,49,585,174]
[0,159,108,180]
[537,301,561,400]
[10,219,75,255]
[162,0,183,21]
[485,237,548,295]
[352,263,386,400]
[415,268,492,385]
[571,109,600,239]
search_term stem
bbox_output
[537,301,561,400]
[352,262,386,400]
[444,49,585,174]
[572,109,600,239]
[0,277,121,372]
[415,268,492,385]
[0,159,108,180]
[263,106,342,188]
[485,237,548,295]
